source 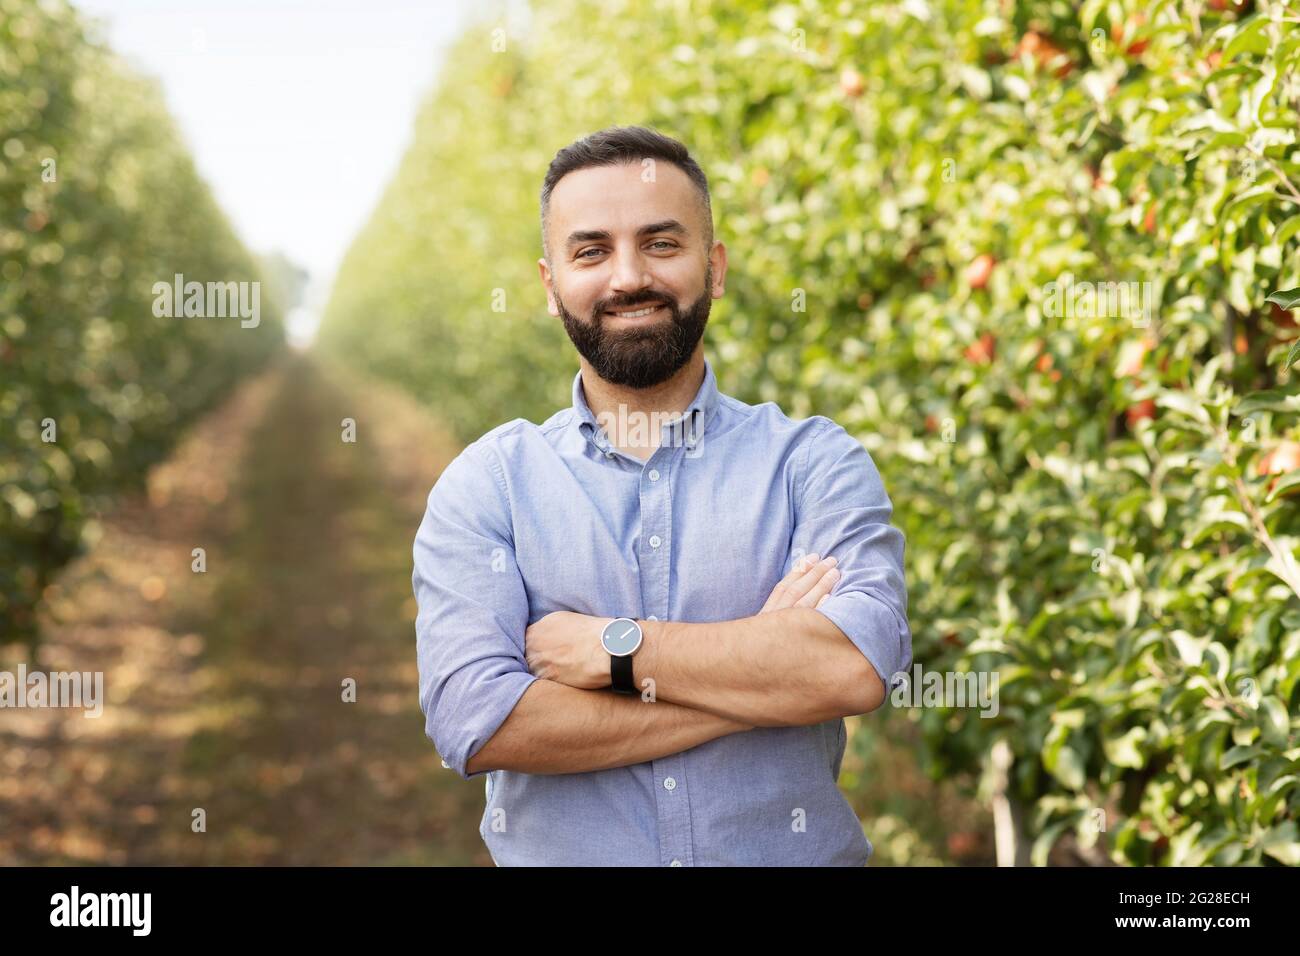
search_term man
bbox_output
[413,125,911,866]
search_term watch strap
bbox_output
[611,651,636,695]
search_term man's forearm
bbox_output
[634,607,882,727]
[465,678,752,776]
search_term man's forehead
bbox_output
[550,162,699,231]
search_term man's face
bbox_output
[540,161,726,389]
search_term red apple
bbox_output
[964,332,996,364]
[947,831,979,857]
[1111,14,1150,57]
[1126,398,1158,427]
[1270,302,1298,339]
[1257,440,1300,495]
[1016,31,1073,78]
[840,68,865,98]
[966,254,995,290]
[1035,351,1063,382]
[1141,203,1157,234]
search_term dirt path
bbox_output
[1,352,489,865]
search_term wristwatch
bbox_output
[601,617,644,695]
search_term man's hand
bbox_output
[524,611,611,689]
[524,553,841,690]
[758,552,840,613]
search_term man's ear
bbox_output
[538,257,559,316]
[709,240,728,298]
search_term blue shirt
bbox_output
[413,358,911,865]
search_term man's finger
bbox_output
[760,553,820,612]
[796,566,840,608]
[793,553,819,575]
[790,556,837,598]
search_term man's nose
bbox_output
[607,245,654,296]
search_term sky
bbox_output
[73,0,484,345]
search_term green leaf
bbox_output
[1104,726,1147,769]
[1258,696,1291,748]
[1259,822,1300,865]
[1249,63,1278,123]
[1224,16,1271,62]
[1221,745,1262,769]
[1274,217,1300,247]
[1233,389,1300,415]
[1047,744,1085,791]
[1170,629,1211,666]
[1266,288,1300,310]
[1286,340,1300,373]
[1266,471,1300,502]
[1222,184,1277,219]
[1157,390,1212,424]
[1030,819,1073,868]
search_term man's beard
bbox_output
[557,267,712,389]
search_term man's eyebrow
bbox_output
[565,220,688,249]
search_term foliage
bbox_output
[1,0,283,649]
[321,0,1300,864]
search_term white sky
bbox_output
[73,0,480,345]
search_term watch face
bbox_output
[601,618,642,656]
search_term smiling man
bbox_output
[412,125,911,866]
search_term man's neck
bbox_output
[580,352,706,462]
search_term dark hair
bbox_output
[540,125,713,262]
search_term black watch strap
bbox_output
[611,652,636,695]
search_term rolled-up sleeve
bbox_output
[795,418,911,688]
[413,441,539,780]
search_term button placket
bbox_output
[641,447,689,866]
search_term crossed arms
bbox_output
[413,420,910,780]
[468,558,873,776]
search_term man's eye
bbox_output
[649,240,675,250]
[577,248,604,259]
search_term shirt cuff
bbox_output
[440,669,541,781]
[813,591,910,690]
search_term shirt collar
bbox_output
[572,359,721,455]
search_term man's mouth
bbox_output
[605,302,665,319]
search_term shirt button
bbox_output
[649,535,661,549]
[605,451,614,459]
[647,614,658,621]
[670,860,682,867]
[649,469,660,481]
[663,777,676,791]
